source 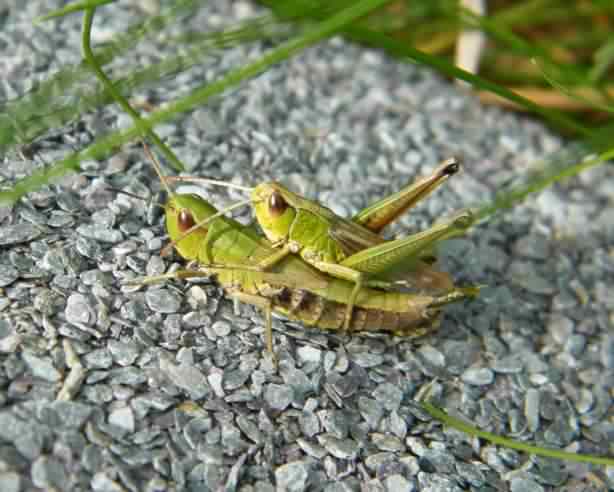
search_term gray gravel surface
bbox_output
[1,1,613,491]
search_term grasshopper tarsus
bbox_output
[440,157,461,176]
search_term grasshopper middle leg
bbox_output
[228,291,277,367]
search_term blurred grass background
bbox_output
[0,0,613,203]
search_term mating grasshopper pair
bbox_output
[132,149,478,361]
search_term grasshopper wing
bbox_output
[259,269,328,291]
[328,216,386,257]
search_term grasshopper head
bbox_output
[252,182,296,243]
[165,194,217,260]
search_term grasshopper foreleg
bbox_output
[256,243,294,270]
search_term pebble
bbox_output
[31,456,67,490]
[107,340,140,366]
[462,367,495,386]
[21,351,61,382]
[275,461,312,492]
[372,383,403,411]
[317,435,360,460]
[510,477,545,492]
[108,406,135,433]
[0,224,42,245]
[65,293,97,326]
[0,265,19,287]
[0,472,21,492]
[159,359,209,400]
[384,474,414,492]
[525,389,541,433]
[76,225,123,244]
[145,288,182,313]
[264,384,293,411]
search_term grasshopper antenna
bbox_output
[164,175,253,193]
[161,196,257,256]
[105,186,166,211]
[142,141,175,199]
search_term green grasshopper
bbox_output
[165,158,470,332]
[131,149,478,361]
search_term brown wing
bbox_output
[328,216,385,257]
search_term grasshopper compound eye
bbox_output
[178,209,195,233]
[268,191,288,217]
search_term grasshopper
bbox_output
[165,158,472,332]
[131,148,478,361]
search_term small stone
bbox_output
[65,293,96,326]
[564,334,586,357]
[76,225,123,244]
[146,288,182,313]
[371,433,403,452]
[0,412,29,441]
[275,460,312,492]
[601,334,614,369]
[31,456,67,489]
[0,333,21,353]
[107,340,140,366]
[0,224,42,245]
[318,409,348,439]
[212,320,232,337]
[0,265,19,287]
[236,415,262,444]
[297,345,322,364]
[264,384,293,411]
[91,471,124,492]
[372,383,403,411]
[549,315,574,345]
[41,401,93,428]
[525,389,540,433]
[508,261,556,295]
[418,345,445,367]
[352,352,383,368]
[224,370,251,391]
[83,348,112,369]
[384,474,413,492]
[317,435,359,460]
[461,367,494,386]
[108,406,135,433]
[358,396,384,429]
[510,477,545,492]
[159,359,209,399]
[296,438,327,459]
[21,351,61,382]
[575,388,594,414]
[491,356,523,374]
[208,371,225,398]
[0,472,21,492]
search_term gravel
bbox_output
[1,1,613,491]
